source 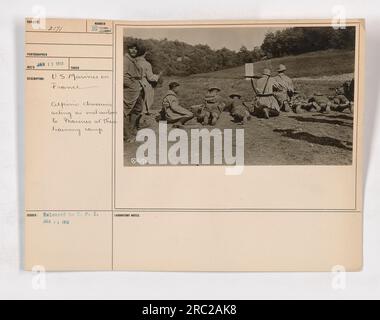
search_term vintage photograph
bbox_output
[123,25,356,166]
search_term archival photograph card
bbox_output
[25,18,365,271]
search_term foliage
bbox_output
[124,37,264,76]
[124,27,355,76]
[261,27,355,58]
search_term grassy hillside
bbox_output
[190,49,355,79]
[149,49,355,111]
[125,49,354,166]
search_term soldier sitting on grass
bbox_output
[329,86,354,113]
[227,93,251,125]
[273,64,294,113]
[254,69,281,119]
[308,92,332,113]
[161,81,195,127]
[290,91,313,113]
[193,86,226,126]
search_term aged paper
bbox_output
[25,18,365,271]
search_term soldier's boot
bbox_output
[295,105,303,114]
[210,112,219,126]
[202,113,210,126]
[181,114,195,126]
[263,108,270,119]
[342,103,352,113]
[241,116,249,125]
[283,101,291,112]
[325,104,331,114]
[313,103,322,112]
[271,109,280,117]
[125,113,139,143]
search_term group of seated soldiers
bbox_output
[159,64,354,127]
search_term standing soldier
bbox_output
[255,68,280,119]
[136,49,162,114]
[123,41,145,141]
[273,64,294,112]
[161,82,195,127]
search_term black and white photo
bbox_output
[123,25,356,166]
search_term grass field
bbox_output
[191,49,355,79]
[124,49,355,166]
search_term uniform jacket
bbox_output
[162,90,192,121]
[273,73,294,93]
[256,76,276,95]
[255,76,280,111]
[309,94,331,106]
[123,54,143,110]
[136,56,160,113]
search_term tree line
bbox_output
[261,27,355,58]
[125,27,355,76]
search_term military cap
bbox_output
[169,81,180,89]
[277,64,287,72]
[229,93,242,99]
[208,86,221,92]
[262,68,271,76]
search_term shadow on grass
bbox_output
[289,115,353,127]
[312,114,353,121]
[273,129,353,151]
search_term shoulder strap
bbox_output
[250,78,258,95]
[262,77,270,94]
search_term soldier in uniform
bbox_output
[273,64,294,112]
[161,82,194,127]
[330,86,353,113]
[196,86,226,126]
[123,41,145,141]
[136,49,162,114]
[308,92,332,113]
[227,93,251,125]
[290,91,313,113]
[343,78,355,102]
[254,68,280,119]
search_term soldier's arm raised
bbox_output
[144,62,160,82]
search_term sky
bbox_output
[123,26,284,51]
